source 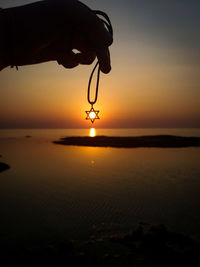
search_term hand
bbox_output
[3,0,113,73]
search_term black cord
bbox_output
[87,61,100,105]
[87,11,113,106]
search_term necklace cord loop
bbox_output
[87,61,100,105]
[87,10,113,106]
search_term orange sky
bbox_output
[0,0,200,128]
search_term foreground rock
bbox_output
[0,223,199,266]
[0,162,10,173]
[54,135,200,148]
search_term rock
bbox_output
[110,223,200,266]
[0,162,10,173]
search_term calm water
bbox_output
[0,128,200,244]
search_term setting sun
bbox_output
[89,112,96,119]
[89,128,96,137]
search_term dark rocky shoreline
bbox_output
[54,135,200,148]
[0,223,199,266]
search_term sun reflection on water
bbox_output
[89,128,96,137]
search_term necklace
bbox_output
[85,11,113,124]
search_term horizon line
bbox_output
[0,127,200,130]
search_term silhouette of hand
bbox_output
[3,0,113,73]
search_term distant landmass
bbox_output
[53,135,200,148]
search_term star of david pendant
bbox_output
[85,105,100,123]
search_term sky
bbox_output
[0,0,200,128]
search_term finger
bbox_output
[57,51,79,69]
[96,48,111,74]
[84,11,113,50]
[75,51,96,65]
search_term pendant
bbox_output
[85,105,100,123]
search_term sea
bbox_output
[0,128,200,244]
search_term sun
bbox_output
[89,112,96,119]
